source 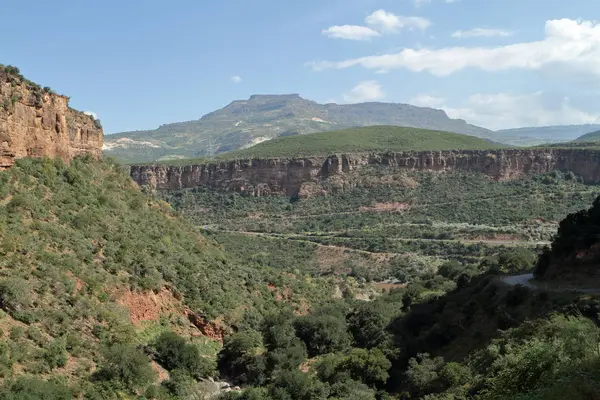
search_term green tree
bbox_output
[154,331,216,378]
[97,344,156,390]
[218,330,266,385]
[270,370,329,400]
[294,315,351,357]
[346,302,391,349]
[405,353,445,394]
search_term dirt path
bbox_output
[214,228,548,248]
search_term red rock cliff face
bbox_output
[0,68,103,168]
[129,148,600,197]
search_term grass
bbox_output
[157,126,506,165]
[573,129,600,142]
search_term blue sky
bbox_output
[2,0,600,133]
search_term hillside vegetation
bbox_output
[0,156,339,398]
[104,95,490,163]
[164,126,504,164]
[574,129,600,142]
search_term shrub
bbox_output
[293,314,351,357]
[154,331,216,378]
[96,344,155,390]
[347,302,391,349]
[218,330,266,385]
[0,377,72,399]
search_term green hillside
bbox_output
[104,95,492,164]
[0,156,338,397]
[164,126,504,164]
[224,126,504,159]
[574,129,600,142]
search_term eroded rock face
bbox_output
[129,149,600,197]
[0,69,103,168]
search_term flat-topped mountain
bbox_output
[104,94,491,163]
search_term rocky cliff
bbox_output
[130,148,600,197]
[0,66,103,168]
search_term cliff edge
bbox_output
[130,148,600,197]
[0,65,103,168]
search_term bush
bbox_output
[270,370,329,400]
[218,330,266,385]
[154,331,216,378]
[317,348,391,388]
[294,315,351,357]
[347,302,391,349]
[0,377,72,399]
[96,344,155,390]
[45,338,68,369]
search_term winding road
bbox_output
[502,273,600,294]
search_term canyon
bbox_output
[129,148,600,197]
[0,66,103,168]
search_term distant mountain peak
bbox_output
[248,93,302,100]
[105,95,491,163]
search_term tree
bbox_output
[317,348,391,388]
[437,260,464,280]
[154,331,216,378]
[218,330,267,385]
[97,344,156,390]
[347,302,391,349]
[294,315,351,357]
[405,353,445,394]
[329,379,377,400]
[270,370,329,400]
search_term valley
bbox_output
[3,63,600,399]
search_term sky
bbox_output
[2,0,600,133]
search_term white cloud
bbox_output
[322,9,430,41]
[84,111,98,119]
[416,0,459,5]
[411,92,600,130]
[322,25,381,40]
[231,75,242,83]
[343,81,385,103]
[308,19,600,77]
[452,28,514,38]
[366,9,431,32]
[410,94,446,108]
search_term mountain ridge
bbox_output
[104,94,491,163]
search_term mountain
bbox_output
[495,124,600,146]
[574,129,600,142]
[104,94,491,163]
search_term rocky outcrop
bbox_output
[0,66,103,168]
[130,148,600,197]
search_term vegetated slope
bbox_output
[104,94,491,163]
[495,124,600,146]
[176,126,505,162]
[574,129,600,142]
[536,194,600,286]
[0,156,335,397]
[167,168,598,283]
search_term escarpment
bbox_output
[130,148,600,197]
[0,66,103,168]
